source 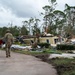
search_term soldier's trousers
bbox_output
[6,47,11,57]
[5,41,12,57]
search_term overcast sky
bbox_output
[0,0,75,27]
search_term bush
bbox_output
[57,44,75,50]
[38,43,50,48]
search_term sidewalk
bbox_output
[0,50,57,75]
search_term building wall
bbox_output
[23,38,37,45]
[39,36,58,44]
[23,36,60,45]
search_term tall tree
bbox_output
[33,18,40,35]
[64,4,75,38]
[0,27,7,37]
[9,26,20,36]
[42,0,57,34]
[22,17,34,35]
[53,10,66,35]
[21,25,28,35]
[33,18,41,43]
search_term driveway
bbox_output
[0,50,57,75]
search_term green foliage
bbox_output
[12,50,49,56]
[42,0,66,35]
[51,0,56,4]
[21,25,28,35]
[22,18,41,35]
[43,49,62,54]
[0,27,7,37]
[9,26,20,36]
[50,58,75,75]
[48,0,57,6]
[57,44,75,50]
[0,25,28,37]
[64,4,75,37]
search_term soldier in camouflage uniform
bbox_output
[4,29,13,58]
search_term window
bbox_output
[54,39,58,44]
[31,40,34,43]
[46,39,49,43]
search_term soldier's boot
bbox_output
[9,55,11,57]
[6,55,8,58]
[6,53,8,58]
[8,53,11,57]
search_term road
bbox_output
[0,50,57,75]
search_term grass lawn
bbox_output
[49,58,75,75]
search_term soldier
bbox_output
[4,29,13,58]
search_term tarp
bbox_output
[49,53,75,59]
[2,44,32,50]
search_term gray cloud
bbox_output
[0,0,75,18]
[0,0,46,18]
[56,0,75,11]
[0,0,75,27]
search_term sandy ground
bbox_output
[0,50,57,75]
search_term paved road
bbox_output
[0,50,57,75]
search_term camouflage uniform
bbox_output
[4,31,13,58]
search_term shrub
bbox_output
[38,43,50,48]
[57,44,75,50]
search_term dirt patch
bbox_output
[34,54,49,62]
[34,54,75,75]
